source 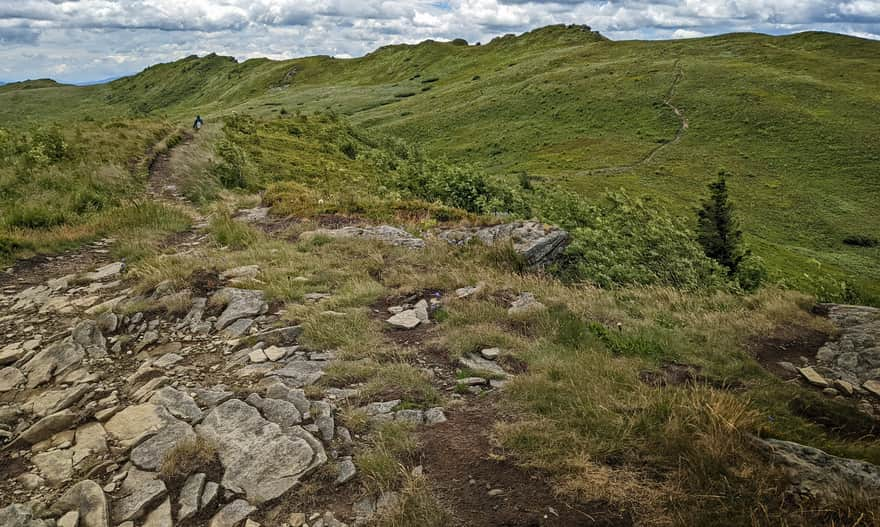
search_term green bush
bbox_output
[6,206,68,229]
[561,192,725,289]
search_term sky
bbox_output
[1,0,879,83]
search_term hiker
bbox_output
[193,115,203,130]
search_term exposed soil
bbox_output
[418,400,633,527]
[747,324,830,380]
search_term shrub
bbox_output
[6,205,68,229]
[843,235,878,247]
[159,436,218,480]
[562,191,725,289]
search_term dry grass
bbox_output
[356,421,418,494]
[159,436,218,481]
[369,473,453,527]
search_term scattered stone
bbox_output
[71,320,107,358]
[201,481,219,510]
[149,386,203,422]
[336,456,356,484]
[508,292,545,316]
[459,353,507,377]
[253,326,302,346]
[833,379,855,396]
[248,349,268,364]
[488,488,504,497]
[0,366,25,392]
[234,207,270,223]
[104,403,174,449]
[130,418,196,470]
[22,341,84,388]
[289,513,306,527]
[439,221,569,268]
[457,377,487,386]
[222,318,255,338]
[17,409,78,445]
[386,310,421,330]
[245,394,302,429]
[209,499,256,527]
[864,380,880,398]
[395,409,424,425]
[797,366,829,388]
[152,353,184,369]
[454,283,484,299]
[32,448,73,486]
[141,498,172,527]
[424,407,447,425]
[16,473,45,490]
[362,400,400,416]
[263,346,290,362]
[270,360,326,387]
[221,265,260,282]
[51,480,109,527]
[83,262,124,282]
[480,347,500,360]
[57,511,79,527]
[72,422,108,466]
[214,288,268,330]
[112,468,167,523]
[177,473,206,522]
[0,503,50,527]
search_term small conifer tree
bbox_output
[696,173,745,275]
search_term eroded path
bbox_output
[571,60,689,177]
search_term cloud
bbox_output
[0,0,878,82]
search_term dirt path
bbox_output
[570,60,689,177]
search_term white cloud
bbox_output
[0,0,878,82]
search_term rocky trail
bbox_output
[3,129,880,527]
[0,135,600,527]
[570,61,689,177]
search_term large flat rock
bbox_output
[195,399,326,504]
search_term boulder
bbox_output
[459,353,507,377]
[0,503,50,527]
[797,366,829,388]
[71,320,107,358]
[438,221,569,268]
[757,437,880,504]
[72,422,108,466]
[32,448,73,486]
[195,399,326,504]
[141,498,172,527]
[386,310,421,330]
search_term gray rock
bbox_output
[413,299,429,324]
[104,403,174,449]
[480,347,500,360]
[301,225,425,249]
[245,394,302,429]
[32,448,73,486]
[29,384,91,417]
[141,498,172,527]
[270,360,326,387]
[459,353,507,377]
[22,341,84,388]
[96,312,119,334]
[112,468,167,523]
[386,310,421,330]
[757,437,880,504]
[234,207,270,223]
[209,499,256,527]
[395,409,424,425]
[177,473,206,522]
[424,407,447,425]
[215,288,267,330]
[18,409,78,445]
[362,400,400,415]
[0,503,50,527]
[152,353,184,369]
[57,511,78,527]
[0,366,25,392]
[130,418,196,470]
[83,262,124,282]
[72,422,108,466]
[196,399,326,504]
[192,387,234,408]
[222,318,255,338]
[438,221,569,268]
[72,320,107,358]
[797,366,829,388]
[201,481,219,510]
[149,387,203,422]
[253,326,302,346]
[335,456,356,485]
[508,292,545,316]
[311,400,334,442]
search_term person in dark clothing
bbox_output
[193,115,203,130]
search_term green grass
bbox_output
[6,26,876,301]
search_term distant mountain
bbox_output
[72,76,125,86]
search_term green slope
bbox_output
[1,25,878,301]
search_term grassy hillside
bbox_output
[0,26,878,302]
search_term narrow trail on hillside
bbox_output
[571,60,689,177]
